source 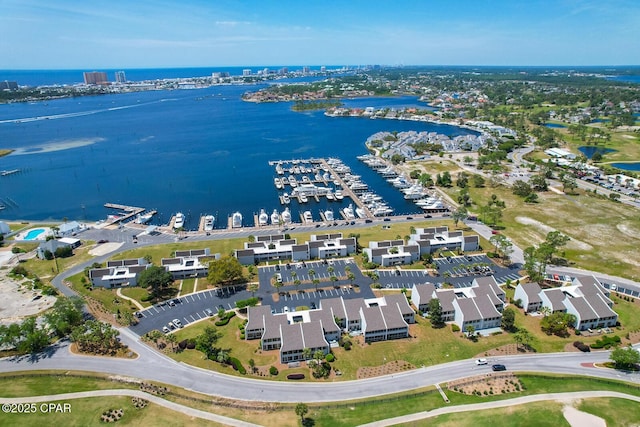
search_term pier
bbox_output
[104,203,145,225]
[318,159,372,218]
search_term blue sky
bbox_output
[1,0,639,69]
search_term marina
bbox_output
[97,154,449,235]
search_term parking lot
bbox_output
[129,254,523,336]
[375,254,522,289]
[129,286,250,336]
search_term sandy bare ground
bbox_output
[562,404,606,427]
[0,272,56,325]
[89,241,124,256]
[515,216,593,251]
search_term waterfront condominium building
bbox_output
[115,71,126,83]
[83,71,108,85]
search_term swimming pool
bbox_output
[23,228,46,240]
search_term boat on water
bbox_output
[326,191,334,201]
[299,193,308,203]
[135,213,153,224]
[324,210,334,222]
[355,207,366,218]
[258,209,269,226]
[342,204,355,220]
[232,212,242,228]
[282,193,290,204]
[281,207,292,224]
[303,210,313,223]
[271,209,280,225]
[204,215,215,231]
[274,178,284,189]
[173,212,185,229]
[335,190,344,200]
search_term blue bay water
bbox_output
[0,76,476,228]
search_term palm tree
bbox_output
[330,275,338,288]
[302,347,312,361]
[312,278,320,292]
[308,269,316,282]
[327,266,335,277]
[294,279,301,292]
[247,282,259,297]
[165,333,177,352]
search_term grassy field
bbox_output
[0,396,225,427]
[439,176,640,280]
[1,371,639,427]
[418,401,568,427]
[577,397,640,427]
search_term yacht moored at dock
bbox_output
[271,209,280,225]
[324,210,334,222]
[173,212,185,229]
[135,212,154,224]
[203,214,215,231]
[258,209,269,226]
[281,207,292,224]
[231,212,243,228]
[342,204,355,220]
[303,210,313,223]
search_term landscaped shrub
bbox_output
[451,324,460,332]
[178,339,188,350]
[573,341,582,348]
[343,341,352,351]
[591,335,621,349]
[229,357,246,374]
[214,311,236,327]
[325,353,335,362]
[287,373,305,380]
[269,366,279,376]
[186,339,196,350]
[577,343,590,352]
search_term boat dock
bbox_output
[104,203,145,225]
[318,159,372,218]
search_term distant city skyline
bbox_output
[1,0,639,69]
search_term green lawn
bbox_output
[120,287,151,308]
[440,176,640,280]
[578,397,640,427]
[420,401,568,427]
[1,371,640,427]
[0,396,224,427]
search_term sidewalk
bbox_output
[360,390,640,426]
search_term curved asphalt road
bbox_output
[13,213,639,404]
[1,326,638,403]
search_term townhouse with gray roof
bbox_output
[411,275,505,332]
[89,258,150,288]
[408,226,479,256]
[513,282,543,313]
[161,248,213,279]
[539,276,617,331]
[363,239,420,266]
[235,233,356,265]
[246,294,414,362]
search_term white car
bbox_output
[475,358,488,365]
[162,326,170,334]
[172,318,183,328]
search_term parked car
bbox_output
[167,321,175,330]
[492,364,506,371]
[172,318,183,328]
[134,311,143,318]
[475,358,488,365]
[205,308,214,317]
[162,326,170,334]
[168,300,176,307]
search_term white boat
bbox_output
[232,211,242,228]
[342,204,355,220]
[324,210,334,221]
[135,213,153,224]
[355,207,366,218]
[303,210,313,223]
[271,209,280,225]
[326,191,334,201]
[282,193,290,204]
[281,207,292,224]
[274,178,284,189]
[335,190,344,200]
[258,209,269,226]
[299,193,308,203]
[204,215,215,231]
[173,212,185,229]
